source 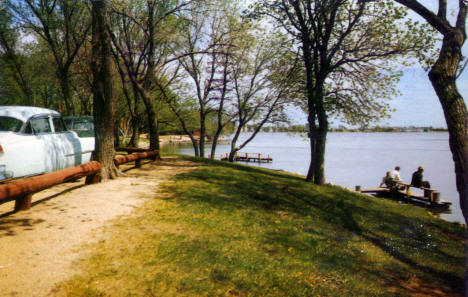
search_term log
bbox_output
[114,150,159,168]
[115,147,150,153]
[0,161,102,201]
[0,161,101,211]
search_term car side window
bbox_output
[53,117,67,133]
[0,116,23,132]
[29,117,52,134]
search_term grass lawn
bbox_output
[55,157,465,296]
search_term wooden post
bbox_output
[432,192,440,204]
[355,185,361,192]
[424,189,432,198]
[14,194,32,212]
[135,159,142,168]
[406,185,411,197]
[85,172,101,185]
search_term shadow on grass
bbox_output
[362,230,463,293]
[164,158,464,294]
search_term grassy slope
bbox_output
[55,157,465,297]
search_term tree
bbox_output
[0,4,34,105]
[7,0,90,115]
[0,29,62,109]
[170,3,233,157]
[250,0,431,184]
[228,30,298,161]
[91,0,120,179]
[392,0,468,292]
[109,0,195,151]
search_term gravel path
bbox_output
[0,157,197,297]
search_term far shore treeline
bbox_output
[243,125,449,133]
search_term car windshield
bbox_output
[0,116,24,132]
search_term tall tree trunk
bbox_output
[145,104,160,151]
[419,15,467,294]
[58,69,75,115]
[210,137,218,159]
[313,80,328,185]
[91,0,119,179]
[140,94,159,151]
[191,138,200,157]
[429,33,468,219]
[303,42,317,183]
[129,117,140,147]
[199,112,206,157]
[313,128,327,185]
[388,1,468,294]
[114,120,120,148]
[211,113,225,159]
[229,125,243,162]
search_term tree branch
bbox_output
[394,0,453,34]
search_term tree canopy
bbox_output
[248,0,434,183]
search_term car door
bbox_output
[27,115,57,173]
[51,116,86,168]
[0,118,47,179]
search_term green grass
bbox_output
[55,157,465,297]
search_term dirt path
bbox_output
[0,157,198,297]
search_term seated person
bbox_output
[389,166,405,190]
[389,166,402,182]
[411,166,431,188]
[379,171,395,188]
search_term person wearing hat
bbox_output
[411,166,431,188]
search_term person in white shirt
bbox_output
[390,166,402,181]
[389,166,405,189]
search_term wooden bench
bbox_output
[356,184,447,207]
[403,184,440,205]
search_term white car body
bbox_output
[0,106,95,181]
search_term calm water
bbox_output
[162,132,462,223]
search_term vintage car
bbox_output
[63,116,94,138]
[0,106,95,181]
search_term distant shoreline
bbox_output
[229,127,448,133]
[154,130,448,146]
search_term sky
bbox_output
[382,67,468,128]
[291,0,468,128]
[384,0,468,128]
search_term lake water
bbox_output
[161,132,462,223]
